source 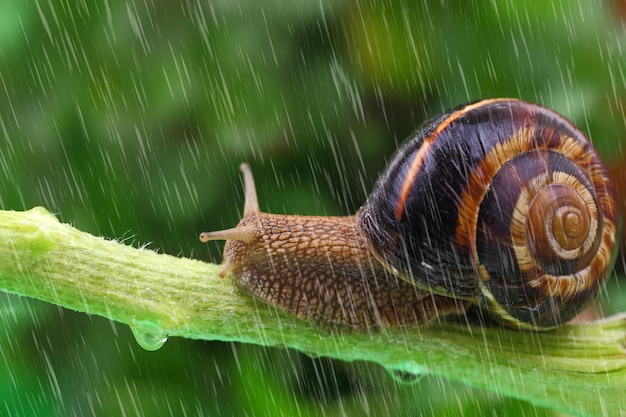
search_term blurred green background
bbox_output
[1,0,625,415]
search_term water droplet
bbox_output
[389,369,424,385]
[129,320,168,351]
[386,362,427,385]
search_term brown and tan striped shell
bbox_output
[359,99,619,329]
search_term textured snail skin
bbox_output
[216,210,468,328]
[201,99,619,331]
[200,163,468,329]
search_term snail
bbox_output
[200,99,619,330]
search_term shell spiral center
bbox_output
[526,183,597,275]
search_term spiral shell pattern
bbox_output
[359,99,618,329]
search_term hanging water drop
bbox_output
[386,362,427,386]
[389,369,425,386]
[129,320,169,351]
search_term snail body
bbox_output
[201,99,619,330]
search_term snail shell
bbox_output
[201,99,619,330]
[359,99,619,329]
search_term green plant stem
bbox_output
[0,207,624,416]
